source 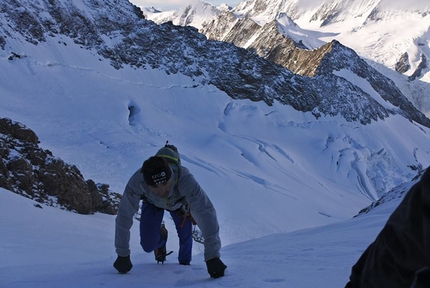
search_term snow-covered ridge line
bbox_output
[143,0,430,117]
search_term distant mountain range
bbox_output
[143,0,430,117]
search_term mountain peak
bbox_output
[232,0,430,22]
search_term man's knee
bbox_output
[140,237,157,253]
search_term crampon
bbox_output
[154,223,173,264]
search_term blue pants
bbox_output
[140,202,193,265]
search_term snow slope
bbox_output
[0,179,408,287]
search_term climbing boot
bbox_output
[154,223,172,264]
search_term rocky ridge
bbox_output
[0,117,121,214]
[1,0,429,127]
[200,14,429,127]
[145,0,430,117]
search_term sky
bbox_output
[129,0,240,11]
[2,0,430,286]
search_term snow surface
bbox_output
[1,5,430,286]
[0,183,405,287]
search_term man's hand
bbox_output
[206,258,227,278]
[113,255,133,274]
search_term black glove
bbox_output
[206,258,227,278]
[113,255,133,274]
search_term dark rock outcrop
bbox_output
[409,53,427,81]
[395,52,410,74]
[0,118,121,214]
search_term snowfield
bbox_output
[0,185,407,287]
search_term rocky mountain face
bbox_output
[147,1,222,29]
[0,118,121,214]
[197,9,238,40]
[146,0,430,115]
[0,0,144,47]
[228,0,430,80]
[1,0,427,127]
[200,12,430,127]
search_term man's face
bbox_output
[149,177,173,198]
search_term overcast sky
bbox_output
[129,0,240,11]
